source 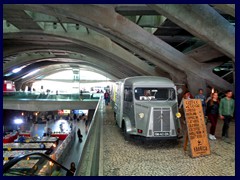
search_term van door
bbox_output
[115,82,123,126]
[123,87,135,125]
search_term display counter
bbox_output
[52,127,75,162]
[3,150,47,160]
[19,132,31,137]
[3,132,19,144]
[51,133,68,141]
[3,159,40,176]
[14,136,59,145]
[3,143,54,151]
[11,159,39,169]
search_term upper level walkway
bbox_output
[3,92,101,111]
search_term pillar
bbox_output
[14,82,23,91]
[88,109,95,122]
[186,72,207,97]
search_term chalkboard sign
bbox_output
[183,99,210,158]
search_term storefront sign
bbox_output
[183,99,210,158]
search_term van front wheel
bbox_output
[122,121,130,141]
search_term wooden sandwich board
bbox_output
[183,99,211,158]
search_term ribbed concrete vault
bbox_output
[3,4,235,94]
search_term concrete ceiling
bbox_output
[3,4,235,92]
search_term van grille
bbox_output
[153,108,170,132]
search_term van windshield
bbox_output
[134,88,176,101]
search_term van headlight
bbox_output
[176,112,181,118]
[139,113,144,119]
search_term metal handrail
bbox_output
[3,92,101,101]
[75,97,103,176]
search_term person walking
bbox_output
[59,123,64,132]
[206,92,219,140]
[66,162,76,176]
[178,90,192,134]
[195,88,207,116]
[219,90,235,142]
[178,90,192,109]
[104,90,110,105]
[77,128,83,141]
[73,113,77,121]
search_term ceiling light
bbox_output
[14,119,23,124]
[22,69,40,79]
[4,72,13,77]
[12,67,22,73]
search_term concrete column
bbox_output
[26,82,33,91]
[171,72,187,85]
[88,109,95,122]
[21,84,27,91]
[186,72,207,97]
[15,81,23,91]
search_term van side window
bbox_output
[124,88,133,102]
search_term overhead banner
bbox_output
[183,99,210,158]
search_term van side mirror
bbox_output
[177,88,183,95]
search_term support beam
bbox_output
[57,17,67,32]
[148,4,235,59]
[3,9,42,30]
[211,4,235,17]
[4,30,162,77]
[3,44,151,80]
[115,5,159,16]
[185,44,224,63]
[17,62,123,84]
[3,5,183,82]
[3,52,56,72]
[3,51,133,79]
[7,60,127,82]
[34,79,115,83]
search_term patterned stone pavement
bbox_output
[103,105,235,176]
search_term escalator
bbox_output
[3,152,74,176]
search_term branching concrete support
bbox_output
[148,4,235,59]
[15,81,23,91]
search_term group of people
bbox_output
[179,88,234,142]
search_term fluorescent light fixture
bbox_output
[12,65,27,73]
[12,67,22,73]
[22,69,40,79]
[14,119,23,124]
[4,72,13,77]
